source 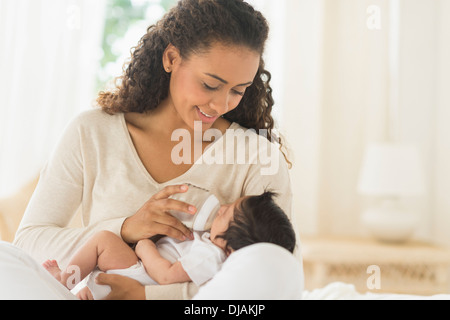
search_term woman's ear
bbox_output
[162,43,181,73]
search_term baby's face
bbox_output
[210,196,247,254]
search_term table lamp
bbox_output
[357,143,426,243]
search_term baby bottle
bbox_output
[168,184,221,231]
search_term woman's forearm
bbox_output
[14,216,126,267]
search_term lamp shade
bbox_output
[357,143,425,196]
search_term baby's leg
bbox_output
[95,231,140,271]
[51,230,138,289]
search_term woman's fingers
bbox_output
[95,273,145,300]
[121,184,197,243]
[151,184,188,201]
[147,211,193,240]
[150,221,192,241]
[151,198,197,215]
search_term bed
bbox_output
[302,282,450,300]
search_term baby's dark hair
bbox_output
[217,191,296,253]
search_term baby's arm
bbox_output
[135,239,191,285]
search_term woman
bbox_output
[12,0,297,300]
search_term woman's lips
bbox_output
[196,106,219,124]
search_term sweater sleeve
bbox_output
[13,115,126,268]
[145,282,199,300]
[242,145,293,218]
[242,143,302,260]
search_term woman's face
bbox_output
[164,43,260,131]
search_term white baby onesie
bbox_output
[86,232,226,300]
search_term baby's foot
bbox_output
[42,259,62,282]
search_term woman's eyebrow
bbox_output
[204,73,253,87]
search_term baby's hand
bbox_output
[76,286,94,300]
[135,239,156,257]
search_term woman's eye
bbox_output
[203,82,245,96]
[203,83,219,91]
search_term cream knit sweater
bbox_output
[13,109,295,300]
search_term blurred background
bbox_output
[0,0,449,252]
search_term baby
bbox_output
[43,190,296,300]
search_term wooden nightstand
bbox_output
[301,236,450,295]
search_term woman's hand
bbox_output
[95,273,145,300]
[121,184,195,244]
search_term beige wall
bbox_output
[434,0,450,245]
[279,0,450,245]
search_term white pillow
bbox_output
[193,242,304,300]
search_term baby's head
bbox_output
[210,191,296,256]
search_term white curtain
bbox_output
[247,0,286,126]
[276,0,450,246]
[0,0,106,198]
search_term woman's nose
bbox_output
[209,93,230,115]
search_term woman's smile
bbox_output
[196,106,219,124]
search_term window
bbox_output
[97,0,178,91]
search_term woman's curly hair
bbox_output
[97,0,291,166]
